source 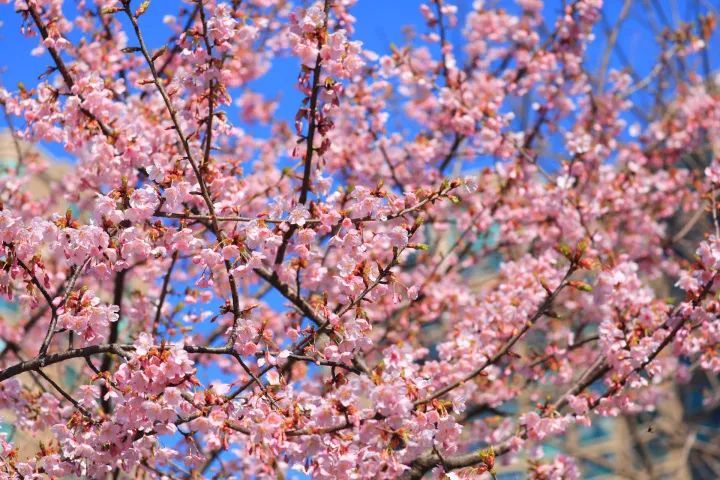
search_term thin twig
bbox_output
[35,368,96,420]
[38,257,91,357]
[414,264,576,407]
[153,251,179,336]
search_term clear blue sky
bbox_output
[3,0,719,159]
[0,0,439,156]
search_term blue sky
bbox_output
[0,0,431,158]
[2,0,719,147]
[2,0,719,163]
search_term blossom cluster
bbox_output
[1,0,720,479]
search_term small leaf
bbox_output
[135,0,150,17]
[101,6,123,14]
[151,45,167,62]
[555,242,573,259]
[577,237,589,255]
[568,280,593,292]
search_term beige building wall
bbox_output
[0,130,76,458]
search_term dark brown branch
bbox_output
[0,343,234,383]
[274,0,331,266]
[155,4,202,79]
[153,251,179,336]
[297,0,331,206]
[24,3,116,138]
[438,134,463,174]
[198,2,216,170]
[122,0,243,346]
[37,257,90,356]
[36,368,96,420]
[433,0,450,83]
[99,269,127,413]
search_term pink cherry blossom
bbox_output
[0,1,719,479]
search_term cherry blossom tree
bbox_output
[1,0,720,478]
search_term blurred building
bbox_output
[423,172,720,479]
[0,130,70,198]
[0,130,77,456]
